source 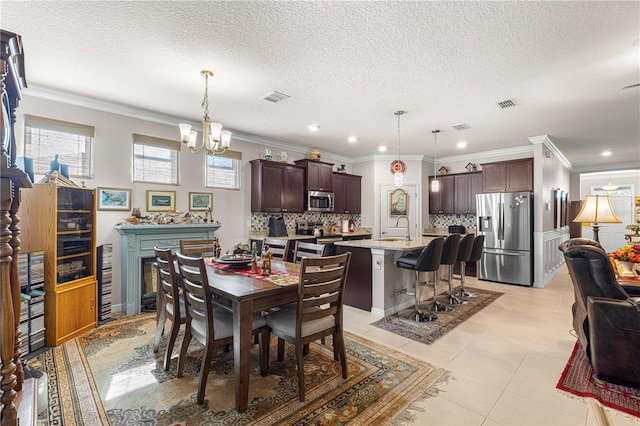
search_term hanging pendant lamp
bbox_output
[431,130,440,192]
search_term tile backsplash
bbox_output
[251,212,361,232]
[428,214,476,230]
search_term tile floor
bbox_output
[342,265,639,425]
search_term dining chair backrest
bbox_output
[154,246,182,320]
[296,252,351,337]
[263,238,290,260]
[293,241,327,264]
[179,239,216,257]
[175,252,215,345]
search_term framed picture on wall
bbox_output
[146,190,176,212]
[189,192,212,211]
[389,188,408,216]
[97,187,131,211]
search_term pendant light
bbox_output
[602,172,619,192]
[392,111,407,187]
[431,130,440,192]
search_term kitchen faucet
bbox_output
[395,215,410,241]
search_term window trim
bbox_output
[205,149,242,190]
[132,133,181,185]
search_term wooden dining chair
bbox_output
[174,252,270,405]
[266,252,351,402]
[153,247,186,371]
[263,238,290,260]
[179,239,216,257]
[292,241,327,264]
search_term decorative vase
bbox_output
[616,260,638,278]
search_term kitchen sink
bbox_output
[374,237,403,242]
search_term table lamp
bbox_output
[572,195,621,242]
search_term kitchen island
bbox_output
[335,236,440,316]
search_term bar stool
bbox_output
[464,235,485,298]
[396,237,444,322]
[452,234,475,299]
[434,234,461,309]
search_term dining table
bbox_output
[203,259,300,413]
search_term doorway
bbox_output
[379,184,419,240]
[591,186,634,253]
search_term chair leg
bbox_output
[197,342,215,405]
[163,318,180,371]
[335,330,348,379]
[153,307,166,353]
[259,327,270,376]
[447,265,467,305]
[177,327,192,378]
[407,271,437,321]
[303,343,309,356]
[277,337,285,361]
[456,261,478,297]
[295,342,306,402]
[430,269,453,312]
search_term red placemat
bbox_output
[206,260,299,287]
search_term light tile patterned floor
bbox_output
[342,265,639,425]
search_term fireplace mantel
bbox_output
[115,223,221,315]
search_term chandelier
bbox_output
[431,130,440,192]
[178,70,231,155]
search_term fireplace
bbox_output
[141,257,158,312]
[115,224,221,316]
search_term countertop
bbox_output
[335,235,441,252]
[422,227,476,237]
[249,228,372,241]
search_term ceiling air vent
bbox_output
[496,99,516,109]
[262,91,291,103]
[452,123,470,131]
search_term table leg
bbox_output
[233,299,253,413]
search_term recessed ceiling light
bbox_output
[308,124,320,132]
[378,146,387,152]
[457,141,467,149]
[348,136,357,143]
[602,151,612,156]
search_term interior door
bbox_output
[380,184,419,240]
[598,195,633,253]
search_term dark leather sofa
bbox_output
[559,238,640,387]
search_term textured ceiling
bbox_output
[2,1,639,171]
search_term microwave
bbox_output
[307,191,334,212]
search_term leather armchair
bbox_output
[559,238,640,386]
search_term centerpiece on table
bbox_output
[609,244,640,278]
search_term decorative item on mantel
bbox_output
[118,209,220,226]
[438,166,449,175]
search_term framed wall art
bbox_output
[146,190,176,212]
[389,188,408,216]
[189,192,212,211]
[97,187,131,211]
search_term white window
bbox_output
[206,150,242,189]
[24,115,94,178]
[132,133,180,185]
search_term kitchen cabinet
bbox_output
[333,172,362,214]
[294,159,334,192]
[454,172,483,214]
[251,160,304,213]
[429,175,455,214]
[21,182,97,346]
[481,158,533,192]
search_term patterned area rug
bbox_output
[557,341,640,419]
[371,287,503,345]
[35,313,449,425]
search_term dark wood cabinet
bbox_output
[481,158,533,192]
[454,172,482,214]
[429,175,455,214]
[294,159,334,192]
[251,160,304,213]
[333,172,362,214]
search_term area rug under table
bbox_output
[371,287,503,345]
[557,341,640,420]
[36,313,449,425]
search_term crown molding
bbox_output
[528,134,572,170]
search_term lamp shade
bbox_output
[573,195,622,224]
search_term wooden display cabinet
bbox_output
[20,182,97,346]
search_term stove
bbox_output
[295,221,323,236]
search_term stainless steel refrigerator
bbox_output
[476,192,533,286]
